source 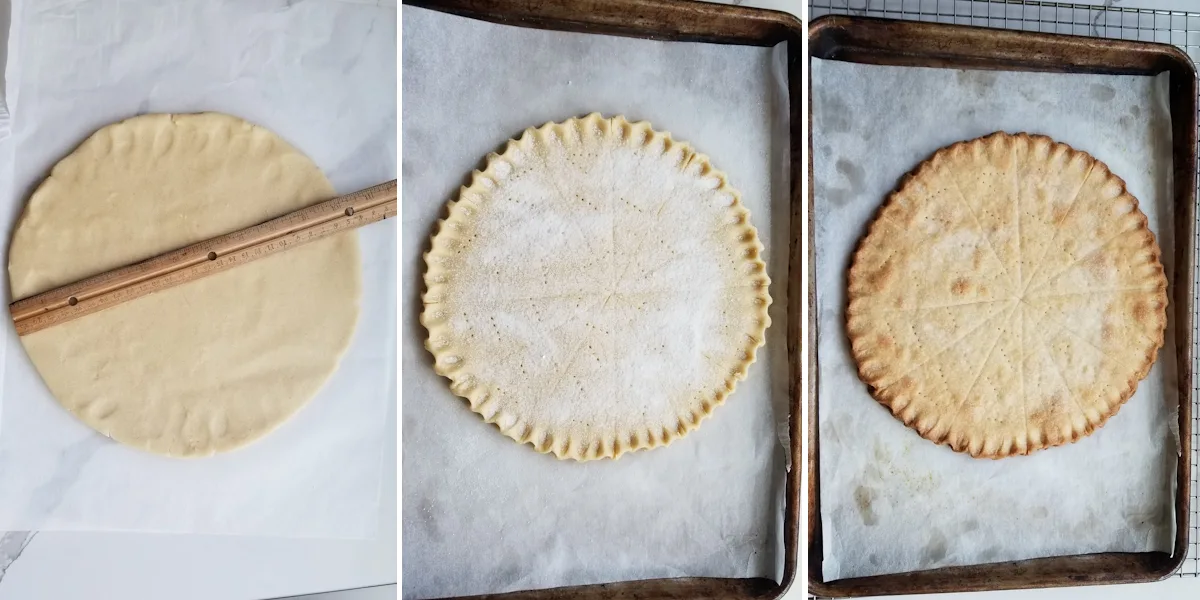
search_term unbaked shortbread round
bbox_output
[9,113,361,458]
[421,114,771,461]
[847,132,1166,459]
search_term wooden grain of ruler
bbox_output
[10,179,397,336]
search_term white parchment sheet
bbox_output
[812,58,1179,580]
[402,6,791,599]
[0,0,397,538]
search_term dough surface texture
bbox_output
[9,112,361,458]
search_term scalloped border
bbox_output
[421,113,772,461]
[846,131,1168,459]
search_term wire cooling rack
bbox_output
[810,0,1200,582]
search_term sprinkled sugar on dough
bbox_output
[847,132,1166,459]
[422,113,771,461]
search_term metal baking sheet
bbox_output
[807,14,1195,597]
[401,1,802,598]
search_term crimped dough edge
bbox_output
[846,131,1167,459]
[421,113,772,461]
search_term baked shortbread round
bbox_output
[847,132,1166,458]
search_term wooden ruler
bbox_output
[10,180,397,336]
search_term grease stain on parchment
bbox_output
[956,70,998,97]
[417,496,441,539]
[854,485,878,526]
[863,441,939,494]
[821,94,854,134]
[1090,83,1116,102]
[827,158,866,208]
[922,529,948,564]
[849,442,941,528]
[1123,503,1169,533]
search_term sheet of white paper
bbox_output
[401,6,791,599]
[0,0,397,538]
[812,58,1179,581]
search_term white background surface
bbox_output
[3,1,1195,600]
[0,0,398,538]
[19,1,1195,600]
[0,0,399,598]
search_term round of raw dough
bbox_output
[8,113,361,458]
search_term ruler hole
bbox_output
[68,297,78,306]
[345,207,355,217]
[207,252,217,261]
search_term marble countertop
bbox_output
[0,401,397,600]
[0,1,795,599]
[18,1,1200,599]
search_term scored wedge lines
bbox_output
[952,310,1013,438]
[1027,306,1090,424]
[1018,160,1098,293]
[855,285,1149,450]
[942,163,1020,292]
[868,302,1013,390]
[857,288,1156,373]
[1022,222,1150,297]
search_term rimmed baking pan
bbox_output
[807,14,1196,597]
[403,0,803,598]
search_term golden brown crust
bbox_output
[422,113,771,461]
[847,132,1167,459]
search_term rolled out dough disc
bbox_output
[8,112,361,458]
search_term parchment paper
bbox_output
[401,7,790,599]
[812,58,1179,581]
[0,0,397,538]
